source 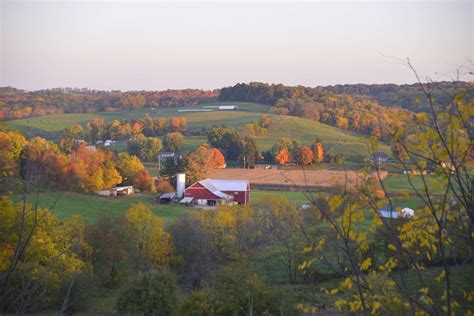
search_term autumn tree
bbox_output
[116,152,145,185]
[69,143,123,191]
[259,114,272,128]
[272,137,298,163]
[313,139,324,163]
[62,124,85,140]
[133,170,155,192]
[170,117,187,132]
[0,130,26,188]
[209,147,226,168]
[0,198,90,312]
[140,137,162,161]
[182,144,225,183]
[298,146,314,166]
[127,134,162,161]
[300,65,474,315]
[124,203,172,271]
[164,132,184,152]
[207,127,244,161]
[275,148,290,165]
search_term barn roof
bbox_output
[197,179,233,200]
[200,179,248,192]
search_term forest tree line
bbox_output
[0,87,217,120]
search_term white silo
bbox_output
[176,173,186,198]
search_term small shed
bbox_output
[158,192,176,204]
[378,205,414,219]
[180,196,194,206]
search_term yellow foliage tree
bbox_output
[124,203,172,270]
[0,197,90,312]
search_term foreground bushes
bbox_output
[117,271,178,315]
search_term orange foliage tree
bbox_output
[275,149,290,165]
[134,169,155,192]
[209,148,226,169]
[313,141,324,163]
[70,143,123,191]
[298,146,313,166]
[172,117,187,131]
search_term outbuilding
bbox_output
[377,205,414,219]
[184,178,250,207]
[218,105,239,111]
[158,192,176,204]
[95,186,134,197]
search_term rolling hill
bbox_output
[6,101,389,162]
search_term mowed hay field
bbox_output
[207,168,388,189]
[6,101,389,162]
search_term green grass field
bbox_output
[12,192,187,225]
[382,174,446,194]
[6,101,389,162]
[10,189,314,225]
[6,102,268,136]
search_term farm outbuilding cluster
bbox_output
[156,174,250,208]
[95,186,134,197]
[183,178,250,207]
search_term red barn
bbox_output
[183,179,250,207]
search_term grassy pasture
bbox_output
[6,102,268,136]
[382,174,446,194]
[10,189,312,225]
[12,192,187,225]
[6,101,389,162]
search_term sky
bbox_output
[0,0,472,91]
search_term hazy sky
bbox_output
[1,0,472,91]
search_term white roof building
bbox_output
[200,179,248,192]
[218,105,238,110]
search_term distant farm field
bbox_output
[5,102,268,136]
[6,101,390,162]
[207,168,388,190]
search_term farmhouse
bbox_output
[158,151,177,160]
[183,178,250,207]
[369,151,388,164]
